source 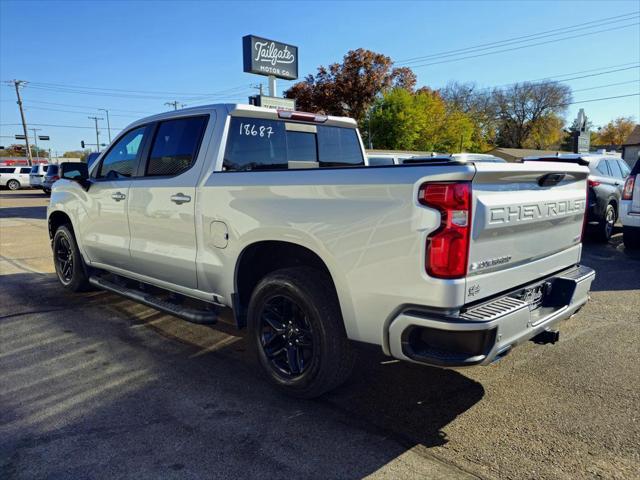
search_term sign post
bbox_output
[243,35,298,108]
[571,109,591,153]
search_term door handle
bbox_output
[170,193,191,205]
[111,192,126,201]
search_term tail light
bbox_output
[419,182,471,279]
[588,179,601,188]
[51,176,60,182]
[622,176,635,200]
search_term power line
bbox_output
[22,105,142,117]
[571,80,640,93]
[1,92,636,133]
[396,11,639,65]
[0,123,125,130]
[405,22,639,69]
[25,81,252,97]
[559,92,640,107]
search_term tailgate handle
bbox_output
[538,172,566,187]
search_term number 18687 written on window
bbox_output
[239,122,274,139]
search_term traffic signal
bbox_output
[81,141,85,149]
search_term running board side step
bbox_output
[89,276,218,325]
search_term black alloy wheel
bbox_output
[52,225,90,292]
[54,234,74,285]
[258,294,315,378]
[247,267,356,398]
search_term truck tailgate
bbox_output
[465,161,588,303]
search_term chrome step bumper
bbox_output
[387,265,595,367]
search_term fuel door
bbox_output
[210,221,229,249]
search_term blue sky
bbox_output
[1,0,639,154]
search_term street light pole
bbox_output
[10,80,33,165]
[88,116,103,152]
[98,108,112,143]
[30,128,41,161]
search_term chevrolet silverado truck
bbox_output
[48,104,595,398]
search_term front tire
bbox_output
[7,179,20,190]
[247,267,355,398]
[623,226,640,250]
[53,225,90,292]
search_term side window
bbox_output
[223,117,287,171]
[607,159,623,179]
[596,160,611,176]
[146,116,208,177]
[97,126,146,179]
[20,167,31,174]
[617,160,630,178]
[0,168,13,174]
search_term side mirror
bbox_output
[60,162,90,190]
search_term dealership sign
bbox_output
[243,35,298,80]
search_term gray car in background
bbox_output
[524,152,631,242]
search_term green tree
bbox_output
[593,116,636,146]
[369,88,474,152]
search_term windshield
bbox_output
[46,165,59,175]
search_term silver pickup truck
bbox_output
[48,104,595,397]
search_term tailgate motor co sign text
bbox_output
[243,35,298,80]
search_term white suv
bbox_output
[29,164,49,189]
[0,166,32,190]
[621,157,640,249]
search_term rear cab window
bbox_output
[223,116,363,171]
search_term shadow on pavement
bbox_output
[1,272,483,479]
[0,205,47,220]
[581,233,640,292]
[0,192,48,200]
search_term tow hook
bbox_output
[531,328,560,345]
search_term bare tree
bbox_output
[492,81,571,148]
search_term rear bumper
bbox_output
[388,264,595,367]
[621,201,640,228]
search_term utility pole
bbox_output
[30,128,42,161]
[88,116,103,152]
[10,80,33,165]
[164,101,184,111]
[98,108,112,143]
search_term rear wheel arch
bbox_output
[48,210,74,240]
[234,241,342,329]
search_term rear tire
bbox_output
[53,225,90,292]
[7,179,20,191]
[623,226,640,250]
[595,203,616,242]
[247,266,355,398]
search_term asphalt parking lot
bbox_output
[1,189,639,480]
